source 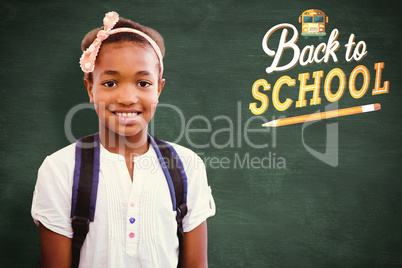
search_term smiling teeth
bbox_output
[116,112,138,117]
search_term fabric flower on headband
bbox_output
[79,11,164,78]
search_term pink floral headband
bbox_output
[79,11,164,78]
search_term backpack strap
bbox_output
[71,133,187,268]
[149,134,188,268]
[70,133,100,268]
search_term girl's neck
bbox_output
[99,128,149,160]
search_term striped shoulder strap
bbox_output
[148,134,188,267]
[71,133,100,268]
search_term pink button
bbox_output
[130,202,135,207]
[129,232,135,238]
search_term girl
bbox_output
[31,11,215,267]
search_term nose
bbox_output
[116,84,138,105]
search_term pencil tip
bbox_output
[262,120,279,127]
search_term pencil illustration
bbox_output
[262,103,381,127]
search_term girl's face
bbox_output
[85,42,165,139]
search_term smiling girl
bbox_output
[31,11,215,268]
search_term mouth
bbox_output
[114,112,140,118]
[110,110,142,125]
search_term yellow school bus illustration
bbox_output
[299,9,328,39]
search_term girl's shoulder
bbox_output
[33,142,77,235]
[38,142,77,178]
[45,142,76,164]
[164,141,206,174]
[165,141,198,157]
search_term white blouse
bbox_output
[31,140,215,267]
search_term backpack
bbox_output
[70,133,188,268]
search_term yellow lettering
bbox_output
[324,68,346,102]
[372,62,389,95]
[249,79,271,115]
[272,76,295,111]
[296,71,323,107]
[349,65,370,99]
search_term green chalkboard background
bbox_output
[1,0,401,267]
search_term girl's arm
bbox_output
[182,220,208,268]
[39,222,72,268]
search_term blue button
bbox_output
[129,218,135,224]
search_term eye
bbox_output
[102,81,117,87]
[138,81,151,88]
